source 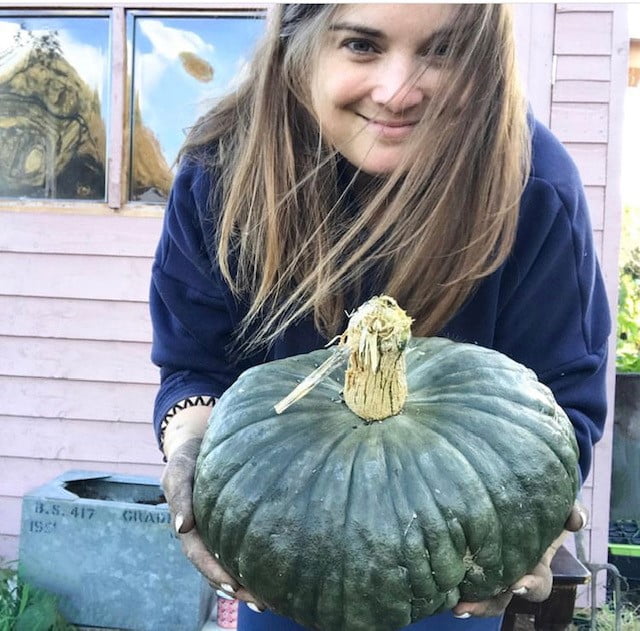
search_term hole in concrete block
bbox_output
[64,478,166,505]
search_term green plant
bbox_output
[617,254,640,373]
[616,205,640,374]
[572,602,640,630]
[0,562,76,631]
[193,296,580,631]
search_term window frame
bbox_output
[0,1,266,216]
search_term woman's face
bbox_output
[310,3,456,175]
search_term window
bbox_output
[128,12,265,202]
[0,13,110,200]
[0,6,266,207]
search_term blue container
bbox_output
[18,470,213,630]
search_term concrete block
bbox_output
[18,470,213,630]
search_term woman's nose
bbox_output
[370,58,425,113]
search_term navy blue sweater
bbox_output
[150,119,610,480]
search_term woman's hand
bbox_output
[452,502,587,618]
[161,409,264,611]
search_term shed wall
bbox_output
[0,212,164,560]
[550,5,627,591]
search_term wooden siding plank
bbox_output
[0,456,163,500]
[555,12,613,55]
[0,376,157,423]
[0,296,152,343]
[590,3,629,569]
[0,202,163,218]
[513,4,534,91]
[593,229,604,262]
[108,7,126,209]
[580,485,594,514]
[584,186,605,230]
[513,4,555,126]
[0,253,152,301]
[551,103,609,143]
[563,143,607,186]
[553,80,611,103]
[0,417,160,463]
[0,337,157,384]
[0,535,18,564]
[555,55,611,81]
[3,496,27,537]
[0,212,162,257]
[557,4,616,12]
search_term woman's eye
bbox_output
[434,42,449,56]
[344,39,377,55]
[422,40,451,60]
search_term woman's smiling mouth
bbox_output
[358,114,420,140]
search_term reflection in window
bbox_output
[0,15,110,200]
[129,13,265,203]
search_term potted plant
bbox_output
[610,205,640,529]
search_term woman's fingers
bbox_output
[453,590,513,618]
[161,437,265,611]
[510,561,553,603]
[179,528,237,590]
[161,437,202,532]
[565,501,588,532]
[180,529,265,608]
[455,501,586,617]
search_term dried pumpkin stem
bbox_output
[342,296,413,421]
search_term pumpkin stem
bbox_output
[342,296,413,420]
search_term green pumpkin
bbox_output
[193,297,579,631]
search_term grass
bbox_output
[571,603,640,630]
[512,602,640,631]
[0,561,76,631]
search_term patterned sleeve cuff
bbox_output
[159,395,215,453]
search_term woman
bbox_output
[151,4,609,630]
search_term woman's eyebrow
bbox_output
[328,22,384,38]
[328,22,456,48]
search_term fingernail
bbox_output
[175,513,184,533]
[578,507,589,529]
[220,583,235,594]
[453,612,471,619]
[247,602,263,613]
[512,586,528,595]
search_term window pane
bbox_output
[129,13,265,203]
[0,15,110,200]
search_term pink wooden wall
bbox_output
[551,3,628,598]
[0,4,629,582]
[0,212,165,560]
[516,2,628,603]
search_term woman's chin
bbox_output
[352,152,406,177]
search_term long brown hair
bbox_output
[181,4,531,352]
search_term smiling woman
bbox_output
[311,4,457,174]
[180,3,529,351]
[153,4,611,631]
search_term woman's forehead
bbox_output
[330,3,458,34]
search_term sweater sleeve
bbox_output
[494,171,611,482]
[149,158,241,448]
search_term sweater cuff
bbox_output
[158,394,216,455]
[153,372,222,449]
